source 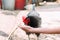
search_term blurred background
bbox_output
[0,0,60,10]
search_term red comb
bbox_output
[22,16,30,25]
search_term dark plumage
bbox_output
[23,16,41,37]
[26,16,41,28]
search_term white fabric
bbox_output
[36,11,60,28]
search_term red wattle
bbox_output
[22,16,30,25]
